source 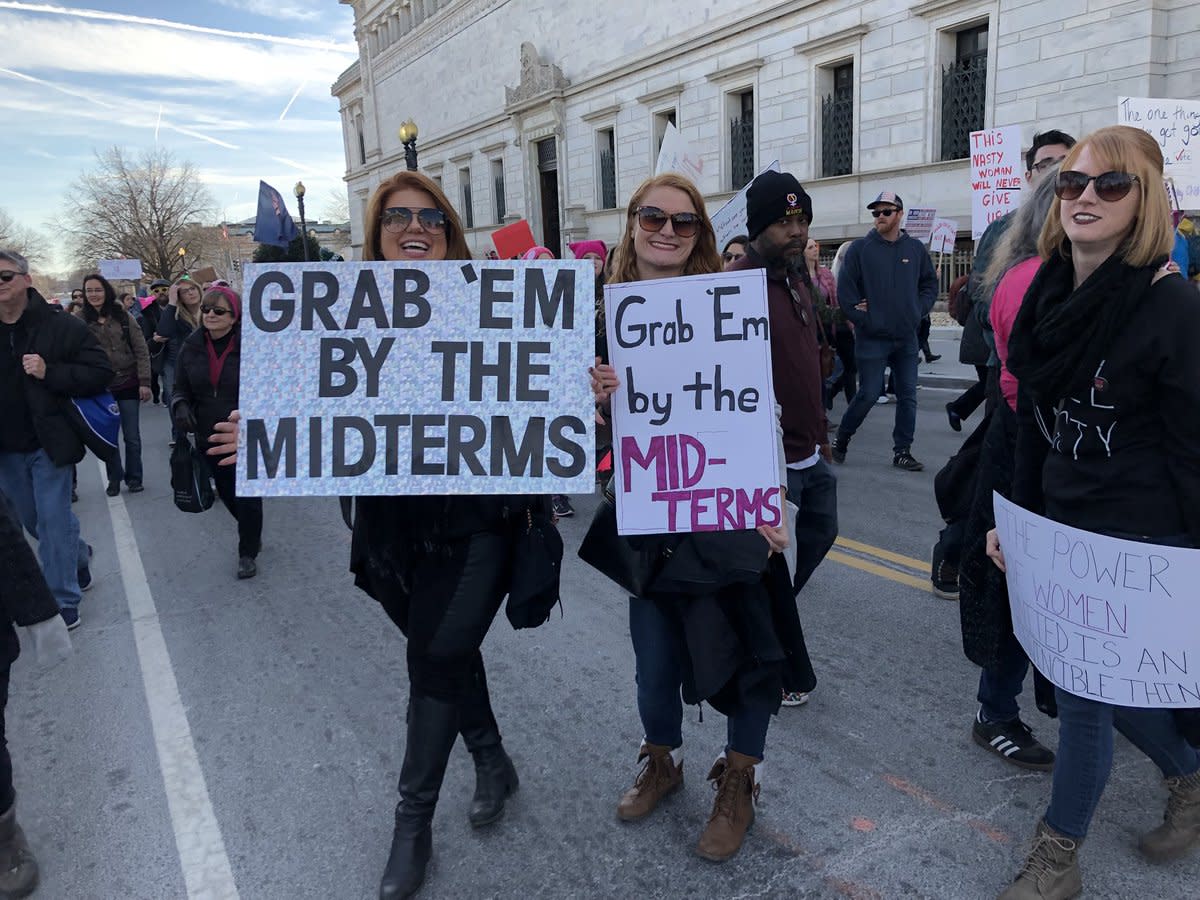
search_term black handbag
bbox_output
[170,436,215,513]
[578,481,678,596]
[504,499,564,629]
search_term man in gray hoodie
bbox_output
[833,191,939,472]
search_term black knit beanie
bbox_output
[746,171,813,240]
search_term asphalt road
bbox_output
[9,336,1198,899]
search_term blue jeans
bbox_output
[628,595,770,759]
[977,632,1030,723]
[105,396,143,486]
[1045,687,1200,839]
[785,460,838,595]
[0,450,89,610]
[837,334,920,453]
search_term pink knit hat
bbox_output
[521,246,555,260]
[568,240,607,265]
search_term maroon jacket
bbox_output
[729,248,827,464]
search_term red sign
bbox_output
[491,220,536,259]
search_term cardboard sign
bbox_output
[190,266,219,286]
[904,207,937,243]
[654,123,704,183]
[710,161,781,252]
[605,269,782,536]
[98,258,143,281]
[994,494,1200,708]
[929,218,959,255]
[236,260,595,496]
[492,220,537,259]
[1118,97,1200,212]
[970,126,1024,239]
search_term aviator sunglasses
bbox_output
[635,206,701,238]
[381,207,447,234]
[0,270,24,283]
[1054,170,1140,203]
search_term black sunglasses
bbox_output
[0,270,25,283]
[1055,170,1140,203]
[871,208,899,218]
[381,207,447,234]
[200,305,233,317]
[635,206,701,238]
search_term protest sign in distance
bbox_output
[970,126,1023,239]
[237,260,595,497]
[99,258,143,281]
[994,493,1200,709]
[605,269,781,536]
[929,218,959,254]
[654,122,705,184]
[710,161,781,251]
[1118,97,1200,210]
[904,207,937,244]
[491,220,537,259]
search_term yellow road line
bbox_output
[826,549,931,592]
[835,536,928,572]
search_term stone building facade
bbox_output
[332,0,1199,260]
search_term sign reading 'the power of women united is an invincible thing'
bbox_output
[236,260,595,496]
[606,269,781,536]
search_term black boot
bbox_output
[460,655,518,828]
[379,694,460,900]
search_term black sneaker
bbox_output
[106,481,120,497]
[61,607,81,631]
[237,556,257,579]
[931,542,959,600]
[893,450,924,472]
[127,481,144,493]
[551,495,574,518]
[78,545,94,592]
[831,438,848,464]
[946,403,963,433]
[972,711,1055,771]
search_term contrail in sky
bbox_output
[0,2,356,51]
[155,104,163,144]
[279,80,308,122]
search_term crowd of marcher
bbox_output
[2,119,1200,900]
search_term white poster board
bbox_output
[1118,97,1200,211]
[654,123,705,184]
[970,126,1024,239]
[605,269,782,536]
[904,207,937,243]
[237,260,595,496]
[994,493,1200,708]
[99,258,143,281]
[710,161,782,251]
[929,218,959,255]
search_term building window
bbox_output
[729,90,755,191]
[492,159,506,224]
[821,62,854,178]
[940,22,988,161]
[459,167,473,229]
[597,128,617,209]
[355,114,366,166]
[653,109,677,157]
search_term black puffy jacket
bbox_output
[171,326,240,450]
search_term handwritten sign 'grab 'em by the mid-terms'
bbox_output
[994,493,1200,709]
[606,269,781,536]
[237,260,595,497]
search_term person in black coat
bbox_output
[170,286,262,579]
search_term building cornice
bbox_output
[794,24,868,56]
[636,83,684,107]
[911,0,980,18]
[580,102,622,123]
[478,140,508,155]
[371,0,511,81]
[706,58,765,84]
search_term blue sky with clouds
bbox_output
[1,0,358,270]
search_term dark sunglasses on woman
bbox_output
[0,271,24,283]
[200,305,232,316]
[1054,170,1140,202]
[635,206,701,238]
[381,207,447,234]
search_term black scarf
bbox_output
[1006,249,1159,405]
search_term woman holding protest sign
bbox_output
[588,172,801,863]
[987,126,1200,899]
[203,171,555,900]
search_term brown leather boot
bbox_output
[1139,769,1200,862]
[997,819,1082,900]
[616,743,682,822]
[695,750,759,862]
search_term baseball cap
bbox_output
[867,191,903,210]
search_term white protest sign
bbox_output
[1118,97,1200,212]
[904,207,937,243]
[710,161,781,251]
[237,260,595,496]
[605,269,782,536]
[99,258,143,281]
[655,123,705,183]
[929,218,959,254]
[970,126,1024,239]
[994,493,1200,709]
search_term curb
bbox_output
[919,373,976,391]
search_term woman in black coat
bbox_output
[170,286,263,579]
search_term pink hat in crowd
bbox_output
[521,246,555,260]
[568,240,607,265]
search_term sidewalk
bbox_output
[919,325,978,391]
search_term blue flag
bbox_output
[253,180,299,248]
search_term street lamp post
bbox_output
[294,181,309,262]
[399,119,419,171]
[178,245,186,276]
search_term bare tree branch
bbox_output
[0,208,50,266]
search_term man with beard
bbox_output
[141,279,170,404]
[727,171,837,705]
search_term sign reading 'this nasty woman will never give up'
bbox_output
[994,493,1200,709]
[605,269,781,536]
[236,260,595,497]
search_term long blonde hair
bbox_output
[174,279,202,330]
[361,170,471,262]
[608,173,720,283]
